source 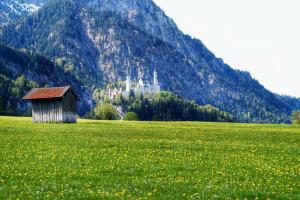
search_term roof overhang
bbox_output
[22,86,77,101]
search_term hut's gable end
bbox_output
[62,90,77,123]
[32,99,63,123]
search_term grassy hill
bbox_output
[0,117,299,199]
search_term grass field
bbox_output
[0,116,299,199]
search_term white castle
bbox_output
[108,69,161,100]
[126,69,161,94]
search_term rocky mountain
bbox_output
[0,0,299,123]
[0,0,46,25]
[0,43,92,115]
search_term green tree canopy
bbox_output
[292,110,300,124]
[110,91,234,122]
[87,103,120,120]
[124,112,140,121]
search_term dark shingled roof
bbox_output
[22,86,72,100]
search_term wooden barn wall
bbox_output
[62,91,77,123]
[32,99,63,123]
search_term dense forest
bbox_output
[88,91,234,122]
[0,43,91,115]
[0,75,37,115]
[0,43,233,121]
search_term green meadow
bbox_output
[0,116,299,199]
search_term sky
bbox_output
[153,0,300,97]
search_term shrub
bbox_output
[124,112,140,121]
[88,103,120,120]
[292,110,300,124]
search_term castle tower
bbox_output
[126,75,131,92]
[108,88,111,99]
[153,69,161,93]
[136,77,145,94]
[138,78,144,88]
[153,69,159,85]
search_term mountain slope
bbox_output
[0,0,299,123]
[0,0,46,25]
[0,43,92,115]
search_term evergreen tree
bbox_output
[109,91,234,122]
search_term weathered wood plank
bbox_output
[30,89,77,123]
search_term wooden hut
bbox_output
[23,86,78,123]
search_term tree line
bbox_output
[87,91,235,122]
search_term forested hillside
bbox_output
[114,92,234,122]
[0,0,299,123]
[0,0,46,25]
[0,44,92,115]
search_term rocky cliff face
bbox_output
[0,0,46,25]
[0,0,299,123]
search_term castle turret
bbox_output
[153,69,161,93]
[153,69,159,85]
[138,78,144,88]
[126,75,131,92]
